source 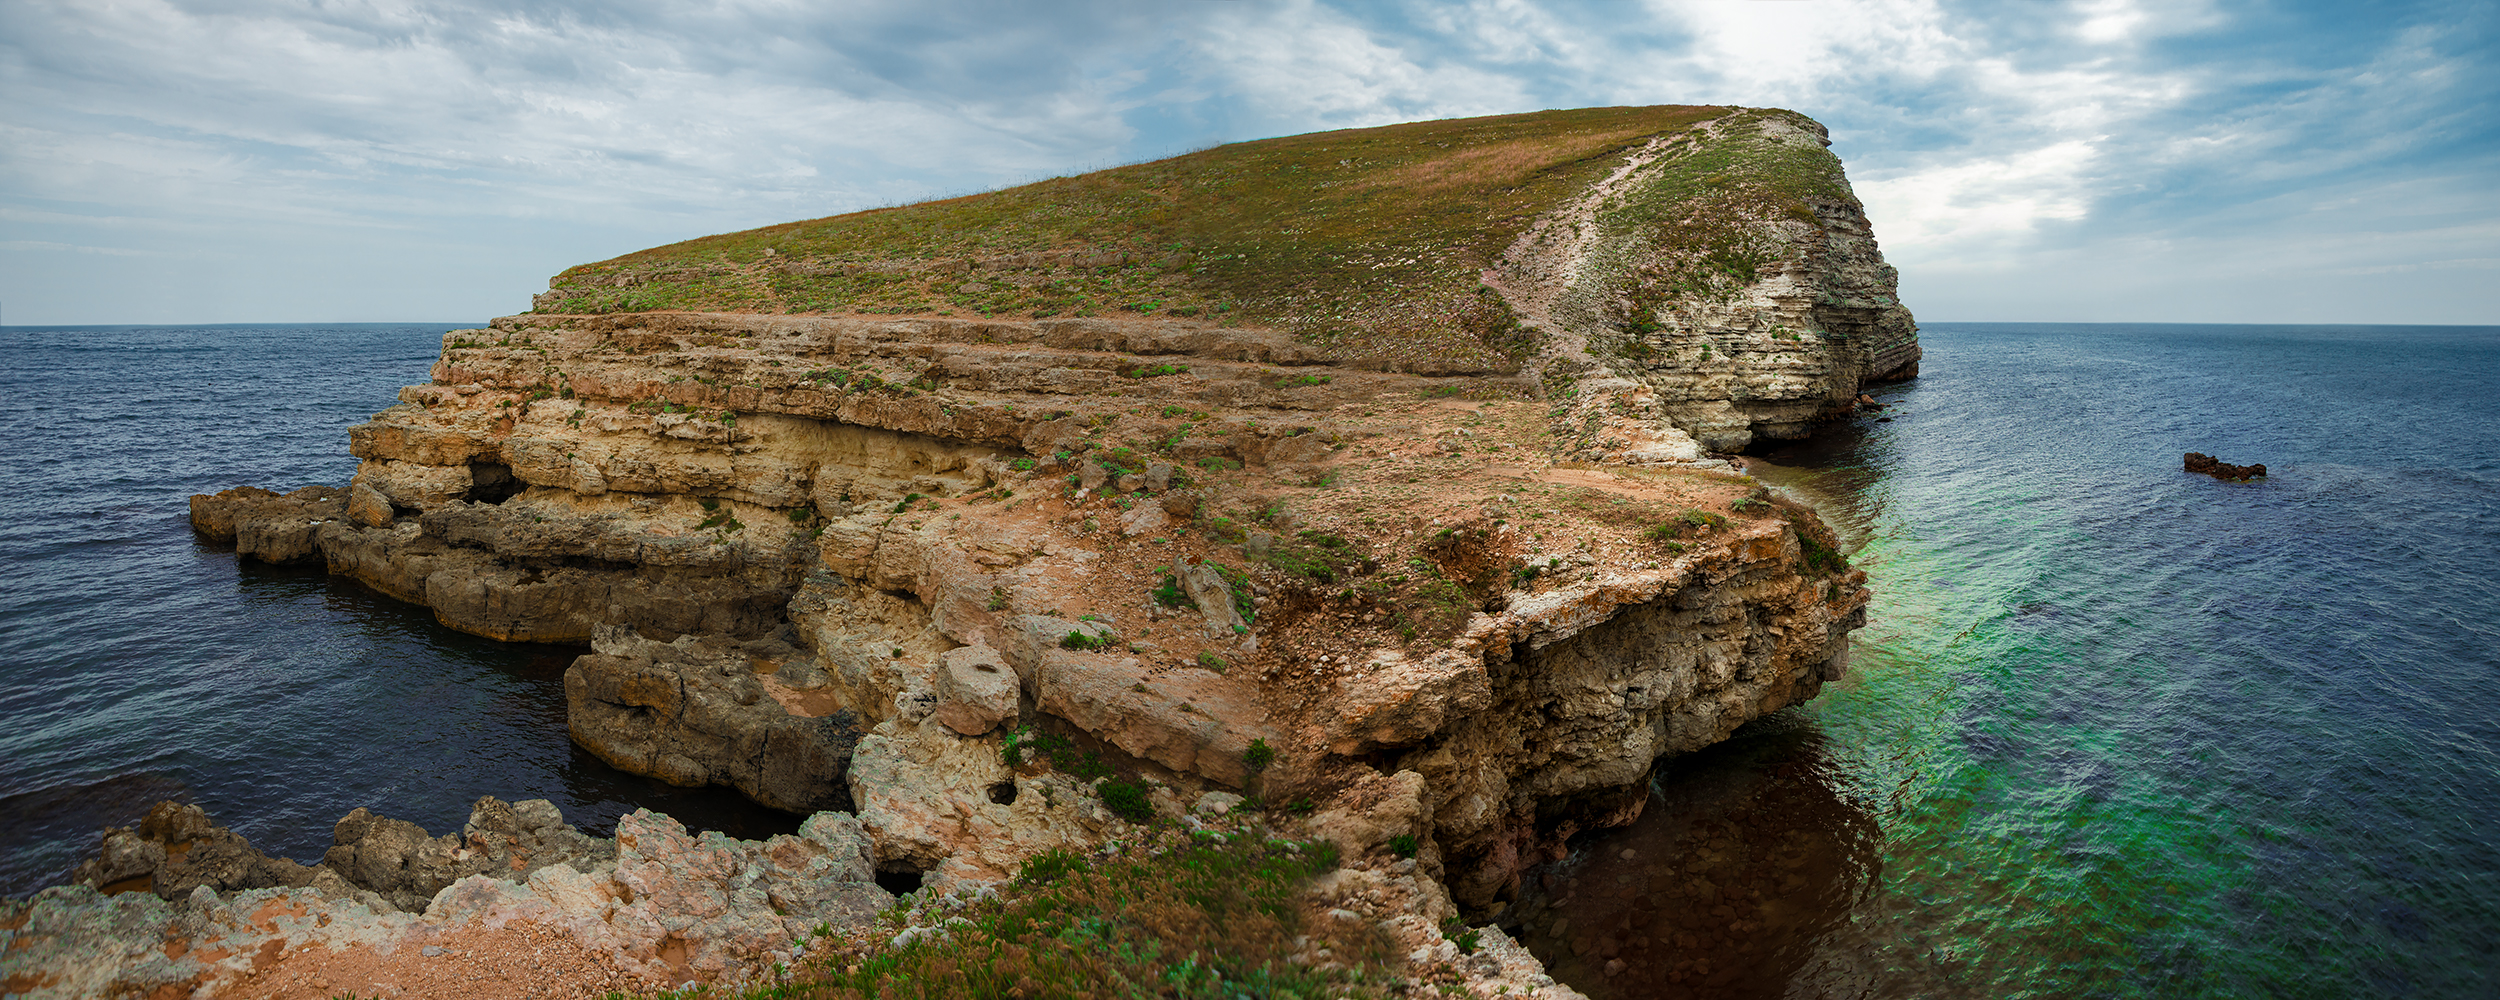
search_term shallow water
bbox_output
[0,324,795,898]
[1515,323,2500,998]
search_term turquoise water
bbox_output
[1759,323,2500,997]
[5,321,2495,998]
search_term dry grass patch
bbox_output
[539,105,1744,373]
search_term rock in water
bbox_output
[2184,452,2268,480]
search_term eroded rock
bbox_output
[16,799,891,999]
[566,626,864,812]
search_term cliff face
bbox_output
[1493,108,1919,454]
[187,106,1896,912]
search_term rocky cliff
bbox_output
[155,104,1907,994]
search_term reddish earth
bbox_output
[210,919,672,1000]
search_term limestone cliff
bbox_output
[1493,108,1920,452]
[188,106,1898,919]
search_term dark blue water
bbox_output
[0,324,796,898]
[5,322,2496,998]
[1740,323,2500,998]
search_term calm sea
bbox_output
[0,324,796,899]
[4,322,2496,998]
[1522,321,2499,999]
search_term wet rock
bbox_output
[187,485,349,564]
[2184,452,2268,480]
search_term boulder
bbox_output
[566,626,864,813]
[322,796,613,912]
[1175,559,1247,638]
[1026,652,1275,787]
[932,645,1019,735]
[70,801,320,899]
[847,721,1103,885]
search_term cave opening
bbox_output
[469,463,523,504]
[874,866,925,896]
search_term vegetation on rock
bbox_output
[665,820,1387,1000]
[533,105,1805,372]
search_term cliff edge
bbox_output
[141,104,1907,997]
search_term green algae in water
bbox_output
[1742,322,2500,999]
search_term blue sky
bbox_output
[3,0,2492,325]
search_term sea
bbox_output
[2,321,2495,997]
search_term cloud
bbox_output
[0,0,2492,323]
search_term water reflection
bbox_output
[1506,713,1882,999]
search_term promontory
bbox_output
[7,104,1916,999]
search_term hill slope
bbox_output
[533,105,1918,445]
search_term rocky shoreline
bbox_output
[8,105,1915,998]
[3,798,887,997]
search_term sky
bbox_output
[2,0,2493,326]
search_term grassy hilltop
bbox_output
[540,105,1861,373]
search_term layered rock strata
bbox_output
[1494,109,1921,453]
[173,107,1904,986]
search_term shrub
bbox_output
[1061,629,1107,651]
[1152,575,1196,609]
[1098,779,1156,823]
[1197,651,1229,673]
[1012,847,1086,887]
[1387,834,1419,859]
[1242,738,1275,774]
[1800,533,1846,576]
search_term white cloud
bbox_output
[0,0,2490,323]
[1182,0,1531,130]
[1857,140,2100,257]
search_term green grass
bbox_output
[1256,531,1366,584]
[536,105,1766,372]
